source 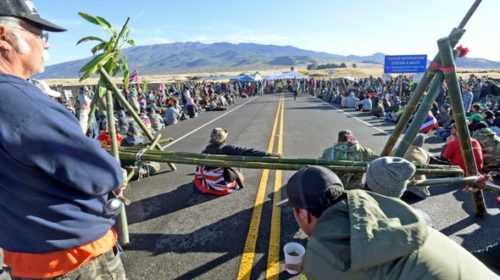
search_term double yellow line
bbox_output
[237,95,285,280]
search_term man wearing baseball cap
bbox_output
[0,1,127,279]
[278,166,496,279]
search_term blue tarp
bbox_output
[237,75,256,82]
[263,71,307,80]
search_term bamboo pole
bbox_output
[394,51,458,157]
[120,147,460,170]
[118,149,463,177]
[409,176,500,195]
[105,89,130,244]
[106,90,120,162]
[380,1,482,157]
[438,37,487,217]
[85,84,103,136]
[98,68,176,171]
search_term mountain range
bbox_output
[39,42,500,79]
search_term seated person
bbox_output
[472,122,500,172]
[97,121,123,150]
[320,130,377,189]
[442,124,483,175]
[277,166,497,279]
[194,128,280,195]
[355,97,372,112]
[121,124,146,147]
[163,103,181,126]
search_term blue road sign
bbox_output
[384,55,428,74]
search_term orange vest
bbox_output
[4,228,117,278]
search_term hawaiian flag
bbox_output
[419,112,439,133]
[129,69,139,83]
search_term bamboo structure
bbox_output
[118,148,464,177]
[381,0,482,156]
[120,147,460,169]
[408,176,500,195]
[437,38,487,216]
[98,68,176,171]
[393,51,458,157]
[105,89,129,244]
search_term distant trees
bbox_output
[306,62,348,70]
[352,63,357,68]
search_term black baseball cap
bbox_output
[276,165,344,209]
[0,0,66,32]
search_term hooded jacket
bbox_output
[303,190,497,280]
[472,128,500,170]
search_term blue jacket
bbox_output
[0,74,123,253]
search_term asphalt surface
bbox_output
[121,93,500,279]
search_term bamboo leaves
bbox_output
[77,13,133,82]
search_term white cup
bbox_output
[283,242,305,275]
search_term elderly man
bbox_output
[277,166,497,279]
[0,1,127,279]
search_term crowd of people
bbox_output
[1,1,499,279]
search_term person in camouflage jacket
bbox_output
[472,122,500,171]
[320,130,378,189]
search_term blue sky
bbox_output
[35,0,500,66]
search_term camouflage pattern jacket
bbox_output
[320,142,377,189]
[472,128,500,170]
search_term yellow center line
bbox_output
[237,96,283,280]
[266,95,285,279]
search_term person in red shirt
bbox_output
[442,125,483,175]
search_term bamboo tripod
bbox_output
[381,0,489,216]
[88,68,177,244]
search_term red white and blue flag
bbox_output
[129,69,139,83]
[419,112,439,133]
[193,165,238,195]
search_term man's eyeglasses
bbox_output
[38,32,49,43]
[10,26,49,43]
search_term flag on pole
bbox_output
[129,69,139,83]
[419,112,439,133]
[158,82,165,92]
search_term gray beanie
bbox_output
[412,134,425,147]
[366,157,416,198]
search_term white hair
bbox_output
[0,16,32,54]
[0,16,24,29]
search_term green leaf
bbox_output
[126,39,135,47]
[95,16,116,34]
[122,55,130,89]
[79,52,106,74]
[76,36,104,45]
[79,52,113,81]
[91,42,107,55]
[78,12,100,26]
[112,17,130,51]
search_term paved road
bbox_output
[121,93,499,279]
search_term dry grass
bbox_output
[46,66,500,86]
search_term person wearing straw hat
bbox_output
[277,166,497,279]
[0,1,127,279]
[194,128,281,195]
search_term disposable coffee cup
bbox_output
[283,242,305,275]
